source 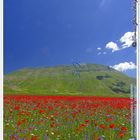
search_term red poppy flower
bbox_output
[99,124,105,129]
[31,136,37,140]
[17,121,22,126]
[39,109,45,114]
[119,132,124,138]
[105,117,112,122]
[48,106,53,111]
[77,123,86,130]
[50,122,56,127]
[84,120,90,124]
[14,106,20,111]
[109,123,115,129]
[121,126,127,131]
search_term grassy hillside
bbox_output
[4,64,136,97]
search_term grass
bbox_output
[4,64,135,97]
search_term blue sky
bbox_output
[4,0,136,77]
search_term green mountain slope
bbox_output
[4,64,136,97]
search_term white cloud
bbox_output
[103,52,107,54]
[105,42,119,52]
[111,62,136,72]
[97,47,101,50]
[120,32,134,48]
[105,31,135,53]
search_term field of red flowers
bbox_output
[4,95,133,140]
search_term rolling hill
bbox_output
[4,64,136,97]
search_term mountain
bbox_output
[4,64,136,97]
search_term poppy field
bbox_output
[4,95,134,140]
